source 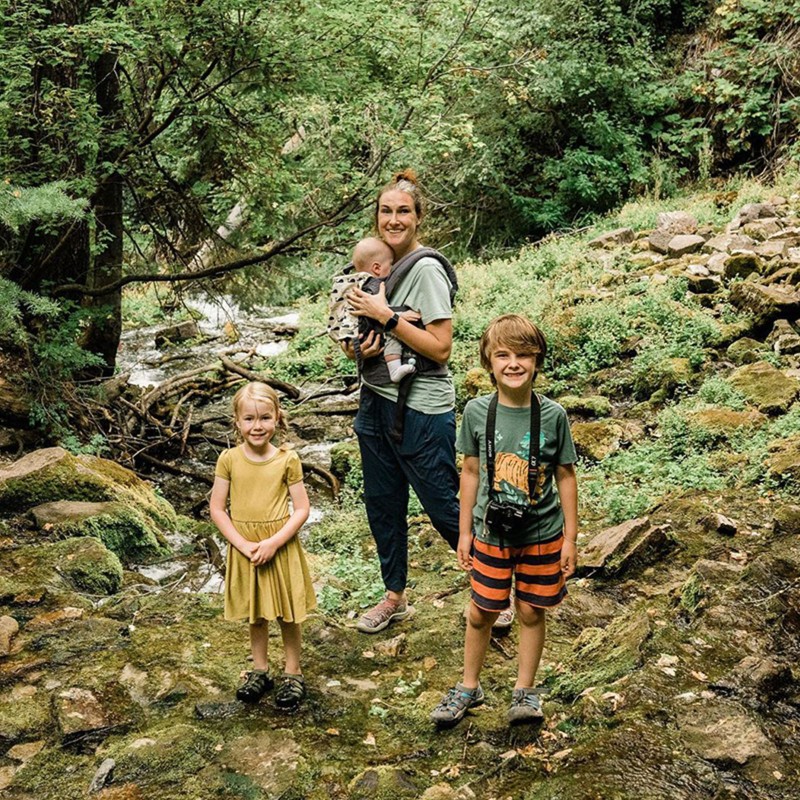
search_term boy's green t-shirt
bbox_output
[457,394,577,545]
[362,255,455,414]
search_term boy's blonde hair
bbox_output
[479,314,548,383]
[232,381,288,433]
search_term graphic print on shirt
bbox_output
[491,429,547,506]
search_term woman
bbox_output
[345,170,461,634]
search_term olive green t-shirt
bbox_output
[457,394,577,545]
[362,255,455,414]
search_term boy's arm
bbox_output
[250,480,310,566]
[457,455,480,570]
[555,463,578,578]
[209,477,257,558]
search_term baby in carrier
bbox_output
[327,237,420,382]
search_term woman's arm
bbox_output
[250,480,311,566]
[209,477,257,558]
[348,282,452,363]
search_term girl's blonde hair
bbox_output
[479,314,548,384]
[374,168,425,224]
[232,381,288,434]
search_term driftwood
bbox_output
[219,356,301,399]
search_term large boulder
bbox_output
[667,234,705,258]
[656,211,698,235]
[727,361,799,414]
[723,252,763,281]
[0,448,174,561]
[570,420,625,461]
[726,337,769,365]
[767,319,800,355]
[29,500,168,563]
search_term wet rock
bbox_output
[677,698,785,782]
[767,319,800,355]
[55,537,123,595]
[193,700,241,720]
[348,766,418,799]
[667,234,705,258]
[765,434,800,481]
[716,656,794,700]
[88,758,116,793]
[154,320,199,348]
[728,281,800,327]
[26,607,85,631]
[570,420,624,461]
[589,227,634,249]
[723,252,763,280]
[727,361,799,414]
[30,500,118,527]
[701,513,737,536]
[557,394,612,418]
[726,337,768,365]
[580,518,674,575]
[0,614,19,656]
[55,687,117,746]
[221,731,305,795]
[771,504,800,537]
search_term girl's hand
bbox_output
[251,537,279,566]
[457,531,474,571]
[561,538,578,578]
[348,282,391,323]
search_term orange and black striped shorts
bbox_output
[471,533,567,611]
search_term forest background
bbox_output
[1,0,799,420]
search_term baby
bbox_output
[327,237,418,382]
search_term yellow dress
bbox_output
[215,444,317,623]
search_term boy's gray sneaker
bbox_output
[430,683,485,728]
[508,687,544,724]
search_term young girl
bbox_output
[209,381,316,710]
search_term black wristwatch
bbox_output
[384,312,400,332]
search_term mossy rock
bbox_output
[765,433,800,482]
[571,420,624,461]
[551,609,652,699]
[462,367,493,398]
[557,394,612,417]
[635,357,696,400]
[329,441,362,480]
[0,688,51,747]
[0,448,177,552]
[53,537,123,595]
[726,337,768,365]
[108,723,218,787]
[727,361,800,414]
[30,501,169,563]
[683,407,766,439]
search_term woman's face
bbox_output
[377,189,420,258]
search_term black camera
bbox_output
[484,500,529,538]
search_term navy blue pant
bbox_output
[354,387,460,593]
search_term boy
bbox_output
[431,314,578,727]
[327,237,419,382]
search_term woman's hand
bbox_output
[348,282,391,324]
[339,329,383,360]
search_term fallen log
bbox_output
[219,356,301,399]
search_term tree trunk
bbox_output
[82,48,124,375]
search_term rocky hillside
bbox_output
[1,185,800,799]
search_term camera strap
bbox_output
[485,392,541,503]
